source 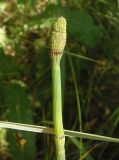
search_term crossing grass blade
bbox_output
[0,121,119,143]
[65,51,102,64]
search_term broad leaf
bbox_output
[5,80,36,160]
[40,4,102,47]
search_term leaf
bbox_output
[17,0,36,5]
[0,49,17,74]
[17,0,25,4]
[5,80,36,160]
[40,4,102,47]
[0,121,119,143]
[65,10,102,47]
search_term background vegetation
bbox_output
[0,0,119,159]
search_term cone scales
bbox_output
[50,16,67,55]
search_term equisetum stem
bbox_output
[49,16,66,160]
[52,55,65,160]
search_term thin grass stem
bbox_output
[68,56,83,158]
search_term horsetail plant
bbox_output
[49,16,67,160]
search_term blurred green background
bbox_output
[0,0,119,159]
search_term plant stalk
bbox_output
[49,16,67,160]
[52,55,65,160]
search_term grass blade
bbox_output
[0,121,119,143]
[65,51,102,64]
[68,55,83,157]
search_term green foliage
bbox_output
[40,4,102,47]
[0,50,17,74]
[66,10,102,47]
[6,80,36,160]
[17,0,25,4]
[17,0,36,5]
[6,80,30,122]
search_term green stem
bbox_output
[52,55,65,160]
[49,16,66,159]
[68,56,83,158]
